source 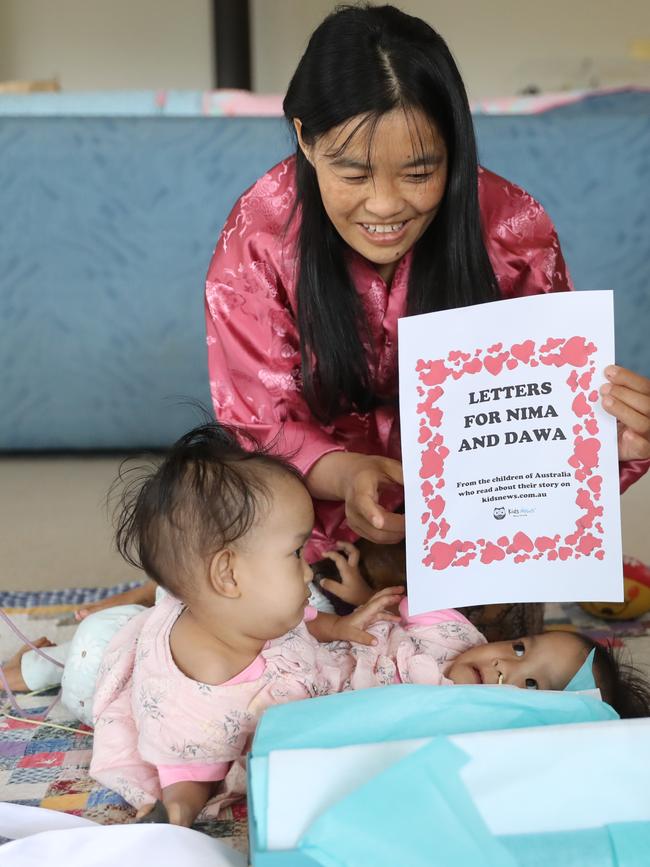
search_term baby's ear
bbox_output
[208,549,240,598]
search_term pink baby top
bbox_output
[90,593,484,815]
[205,158,649,560]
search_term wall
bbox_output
[251,0,650,99]
[0,1,648,98]
[0,0,213,90]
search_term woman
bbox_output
[204,4,650,637]
[85,5,650,636]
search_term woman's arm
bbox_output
[205,187,344,477]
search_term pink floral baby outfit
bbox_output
[90,594,484,814]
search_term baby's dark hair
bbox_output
[574,632,650,719]
[114,422,302,597]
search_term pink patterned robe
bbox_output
[90,594,483,814]
[205,158,649,561]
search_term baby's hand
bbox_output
[319,542,374,607]
[331,586,404,646]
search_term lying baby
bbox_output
[4,422,649,828]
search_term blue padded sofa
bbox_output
[0,91,648,450]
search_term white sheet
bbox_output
[0,804,246,867]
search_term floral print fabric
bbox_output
[90,594,483,814]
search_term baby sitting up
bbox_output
[4,422,649,828]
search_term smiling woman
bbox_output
[294,108,448,284]
[199,4,650,641]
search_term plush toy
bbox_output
[581,556,650,620]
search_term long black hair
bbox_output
[283,4,499,422]
[576,634,650,719]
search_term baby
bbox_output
[319,543,650,699]
[3,422,649,828]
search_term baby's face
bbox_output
[232,472,315,640]
[446,631,590,692]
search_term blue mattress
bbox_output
[0,92,648,449]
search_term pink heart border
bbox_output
[415,336,605,571]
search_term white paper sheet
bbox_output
[398,291,622,613]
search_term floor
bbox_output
[0,455,648,593]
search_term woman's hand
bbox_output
[342,455,405,544]
[319,541,374,607]
[600,366,650,461]
[306,451,405,544]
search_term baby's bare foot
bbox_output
[2,638,54,692]
[75,581,156,621]
[135,801,169,823]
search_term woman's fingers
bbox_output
[601,366,650,459]
[601,382,650,429]
[342,455,405,543]
[349,496,405,542]
[620,427,650,460]
[605,365,650,397]
[347,515,405,544]
[355,524,405,545]
[601,382,650,418]
[354,491,386,530]
[363,507,406,535]
[601,391,650,459]
[379,457,404,486]
[579,365,650,462]
[352,458,404,526]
